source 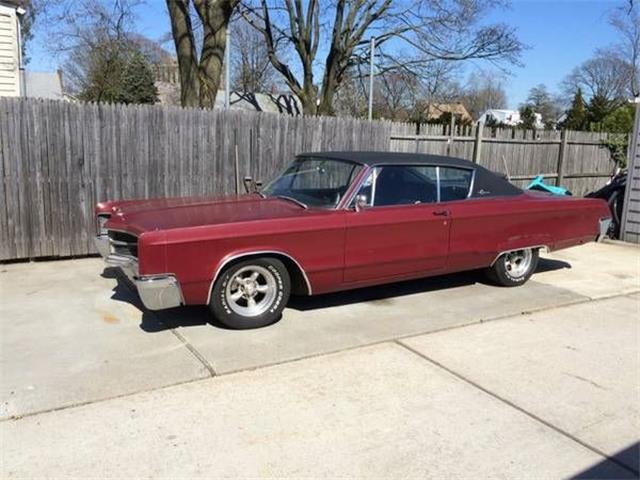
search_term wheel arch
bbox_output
[490,244,549,266]
[207,251,312,304]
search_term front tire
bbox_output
[486,248,539,287]
[210,257,291,329]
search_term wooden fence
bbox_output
[0,97,619,261]
[389,122,618,194]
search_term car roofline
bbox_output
[297,151,475,169]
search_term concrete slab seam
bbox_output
[394,339,640,477]
[2,290,638,424]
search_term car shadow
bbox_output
[570,441,639,479]
[102,267,224,332]
[536,257,572,273]
[101,257,572,332]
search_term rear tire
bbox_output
[209,257,290,329]
[486,248,539,287]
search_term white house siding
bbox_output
[621,100,640,244]
[0,4,19,97]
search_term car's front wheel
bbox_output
[210,257,291,329]
[486,248,539,287]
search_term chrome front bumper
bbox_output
[596,218,612,242]
[95,235,183,310]
[94,234,111,258]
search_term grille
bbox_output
[108,230,138,258]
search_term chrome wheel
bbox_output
[504,249,533,278]
[224,265,277,317]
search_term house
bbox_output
[0,1,69,100]
[153,61,302,115]
[423,102,472,123]
[478,108,544,129]
[0,0,23,97]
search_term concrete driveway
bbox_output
[1,241,639,478]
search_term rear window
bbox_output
[439,167,473,201]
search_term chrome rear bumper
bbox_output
[96,234,183,310]
[596,218,612,242]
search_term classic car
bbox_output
[94,152,611,329]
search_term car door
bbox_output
[437,166,500,271]
[343,165,451,284]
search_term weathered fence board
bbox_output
[0,98,394,260]
[0,97,620,261]
[390,123,615,191]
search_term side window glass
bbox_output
[354,165,438,207]
[439,167,473,201]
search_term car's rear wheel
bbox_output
[210,257,290,329]
[486,248,539,287]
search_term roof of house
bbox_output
[423,103,472,121]
[24,71,65,100]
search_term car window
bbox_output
[264,157,363,208]
[439,167,473,201]
[354,165,438,207]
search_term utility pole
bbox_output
[225,27,231,109]
[368,36,375,121]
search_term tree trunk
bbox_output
[194,0,235,108]
[166,0,199,107]
[318,67,340,115]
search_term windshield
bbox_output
[263,157,363,208]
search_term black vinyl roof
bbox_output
[300,151,474,168]
[298,151,523,198]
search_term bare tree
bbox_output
[373,70,419,120]
[40,0,144,97]
[522,84,563,127]
[459,70,508,119]
[231,19,279,92]
[562,53,633,108]
[165,0,239,107]
[609,3,640,97]
[240,0,524,115]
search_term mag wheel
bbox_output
[486,248,539,287]
[210,257,290,329]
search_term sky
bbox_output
[27,0,626,110]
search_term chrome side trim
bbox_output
[490,245,549,266]
[467,168,477,198]
[207,250,313,304]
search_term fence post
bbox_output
[447,114,456,156]
[472,121,483,163]
[556,129,568,186]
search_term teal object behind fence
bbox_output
[527,175,571,195]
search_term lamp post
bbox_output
[368,36,375,121]
[225,27,231,109]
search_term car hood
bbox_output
[105,194,309,235]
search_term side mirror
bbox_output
[243,176,254,194]
[355,194,368,212]
[244,176,262,194]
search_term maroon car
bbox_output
[95,152,611,329]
